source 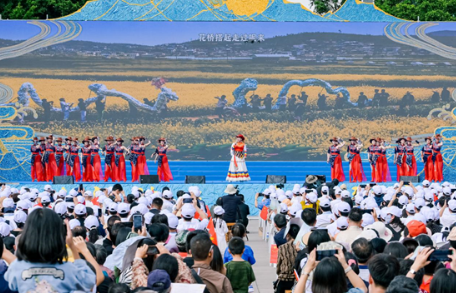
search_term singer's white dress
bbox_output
[226,142,251,182]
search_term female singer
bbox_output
[129,137,142,182]
[67,138,81,182]
[102,136,116,182]
[42,135,58,182]
[378,138,392,182]
[433,134,444,182]
[138,136,151,177]
[367,138,380,182]
[30,137,44,182]
[422,137,434,181]
[394,137,407,181]
[327,137,345,182]
[81,137,94,182]
[64,137,72,176]
[114,138,129,182]
[91,137,103,182]
[405,137,419,176]
[226,134,251,182]
[152,138,174,182]
[347,137,366,182]
[55,137,65,176]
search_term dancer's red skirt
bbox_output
[105,159,116,182]
[405,156,417,176]
[31,155,44,182]
[45,154,58,182]
[115,156,127,182]
[396,156,407,182]
[434,153,443,182]
[138,155,149,176]
[92,154,103,182]
[377,155,392,182]
[72,156,82,182]
[331,155,345,182]
[349,154,366,183]
[82,155,93,182]
[424,158,434,181]
[56,156,65,176]
[158,154,173,182]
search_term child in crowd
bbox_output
[225,237,256,293]
[213,206,228,254]
[223,223,256,265]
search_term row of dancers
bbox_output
[30,136,173,182]
[328,134,444,183]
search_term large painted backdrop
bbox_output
[0,20,456,173]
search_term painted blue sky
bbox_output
[0,21,455,46]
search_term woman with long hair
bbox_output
[138,136,151,177]
[91,137,103,182]
[30,137,44,182]
[67,138,82,182]
[42,135,58,182]
[378,138,392,182]
[55,137,65,176]
[422,137,434,181]
[102,136,116,182]
[405,137,419,176]
[81,137,94,182]
[129,137,142,182]
[152,138,173,182]
[114,138,129,182]
[347,136,366,183]
[226,134,251,182]
[433,134,444,182]
[394,137,407,181]
[327,137,345,182]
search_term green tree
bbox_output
[375,0,456,21]
[310,0,347,14]
[0,0,88,19]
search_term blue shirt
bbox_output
[274,228,287,247]
[5,259,96,293]
[257,199,271,210]
[0,261,17,293]
[224,245,256,265]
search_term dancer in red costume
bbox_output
[433,134,444,182]
[378,138,392,182]
[394,138,407,182]
[67,138,82,182]
[347,137,366,182]
[152,138,173,182]
[327,137,345,182]
[91,137,103,182]
[54,137,65,176]
[422,137,434,181]
[102,136,116,182]
[367,138,381,182]
[129,137,142,182]
[81,137,94,182]
[30,137,44,182]
[64,137,72,176]
[404,137,419,176]
[138,136,151,176]
[114,138,129,182]
[42,135,58,182]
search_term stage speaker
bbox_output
[53,176,74,184]
[400,176,420,183]
[266,175,287,184]
[306,175,326,184]
[140,175,159,184]
[185,176,206,184]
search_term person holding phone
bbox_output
[152,138,173,182]
[327,137,345,182]
[347,136,365,183]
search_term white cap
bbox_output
[406,203,416,214]
[398,195,409,206]
[13,210,27,223]
[307,192,318,204]
[278,194,287,203]
[84,190,93,198]
[214,206,225,216]
[449,200,456,212]
[364,199,378,210]
[108,202,118,213]
[335,187,342,195]
[414,198,426,210]
[372,186,382,195]
[69,219,80,230]
[138,197,148,206]
[321,186,329,195]
[415,190,425,199]
[77,196,85,204]
[420,206,434,222]
[443,181,451,188]
[181,205,196,218]
[402,186,414,197]
[54,202,67,215]
[424,191,434,202]
[41,195,51,204]
[292,186,301,194]
[337,217,348,230]
[443,187,452,197]
[144,212,154,225]
[270,193,278,200]
[74,204,87,216]
[69,189,78,197]
[319,197,330,208]
[95,190,104,198]
[16,200,30,211]
[132,190,140,199]
[361,213,374,227]
[66,202,75,210]
[167,214,179,229]
[285,191,293,199]
[279,203,289,214]
[117,202,130,214]
[388,206,403,218]
[413,213,427,224]
[341,190,351,199]
[337,202,351,214]
[422,180,430,187]
[58,189,67,197]
[262,189,271,196]
[163,190,173,199]
[28,192,37,201]
[2,198,14,208]
[0,222,11,237]
[136,203,149,215]
[289,204,302,217]
[44,184,53,191]
[84,215,99,230]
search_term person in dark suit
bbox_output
[221,184,241,223]
[273,214,288,247]
[237,194,250,232]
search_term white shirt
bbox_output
[162,200,174,214]
[327,219,340,237]
[176,218,209,232]
[316,211,333,228]
[330,199,341,215]
[291,196,303,205]
[441,212,456,228]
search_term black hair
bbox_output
[274,214,287,229]
[147,224,169,242]
[115,227,132,247]
[430,268,456,293]
[368,254,400,288]
[383,242,408,259]
[287,224,300,240]
[321,205,331,212]
[398,259,423,285]
[151,214,169,227]
[94,244,107,265]
[307,230,331,253]
[238,194,245,202]
[127,194,135,204]
[86,207,94,216]
[110,222,124,246]
[370,238,387,254]
[3,236,15,254]
[216,197,223,206]
[152,254,179,282]
[112,184,123,192]
[15,222,25,229]
[152,198,163,209]
[162,186,170,192]
[17,209,67,264]
[301,208,317,226]
[186,230,207,253]
[348,207,362,222]
[190,234,213,261]
[108,283,131,293]
[229,236,245,255]
[210,245,224,274]
[176,190,185,198]
[231,223,246,238]
[0,237,3,258]
[81,242,97,260]
[386,275,420,293]
[137,238,157,271]
[88,226,99,244]
[72,226,87,240]
[107,215,121,237]
[342,197,353,208]
[344,251,360,274]
[351,238,373,263]
[312,257,347,293]
[415,235,434,247]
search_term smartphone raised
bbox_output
[359,184,366,188]
[316,249,337,261]
[133,214,142,232]
[183,198,193,204]
[429,250,452,262]
[79,183,83,191]
[361,209,373,215]
[147,245,159,255]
